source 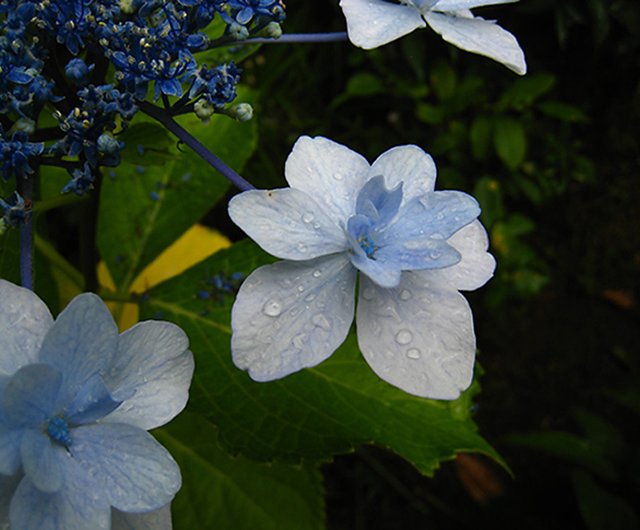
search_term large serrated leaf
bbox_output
[156,412,325,530]
[139,240,503,476]
[97,92,257,291]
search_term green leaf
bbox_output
[498,73,556,110]
[473,177,504,227]
[572,470,639,530]
[139,240,503,476]
[331,73,385,108]
[429,61,457,101]
[469,116,493,161]
[493,116,527,170]
[156,412,325,530]
[538,101,589,123]
[97,91,257,290]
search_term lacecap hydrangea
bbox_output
[0,280,194,529]
[228,136,495,400]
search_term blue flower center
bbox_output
[47,416,73,447]
[358,234,379,259]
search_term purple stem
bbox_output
[243,32,348,45]
[139,101,255,192]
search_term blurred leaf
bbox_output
[572,409,626,459]
[156,412,325,530]
[469,116,493,161]
[538,101,589,123]
[493,117,527,170]
[331,73,385,108]
[430,61,457,101]
[572,470,639,530]
[138,240,504,476]
[505,431,618,480]
[498,73,556,110]
[416,102,445,125]
[473,177,504,227]
[97,88,257,291]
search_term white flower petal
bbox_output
[356,273,476,399]
[111,503,173,530]
[228,188,347,261]
[284,136,370,222]
[340,0,426,49]
[70,423,180,512]
[369,145,437,204]
[38,293,118,404]
[433,0,519,11]
[103,322,194,430]
[231,254,356,381]
[0,279,53,377]
[424,11,527,74]
[10,475,110,530]
[424,220,496,290]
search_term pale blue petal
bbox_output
[103,321,194,430]
[69,423,180,512]
[340,0,425,49]
[228,188,347,261]
[355,175,403,226]
[0,279,53,377]
[432,0,518,12]
[66,374,121,425]
[349,250,402,288]
[356,274,476,399]
[111,504,173,530]
[0,426,22,475]
[368,145,437,205]
[284,136,369,222]
[382,190,480,242]
[0,472,20,525]
[3,364,62,426]
[424,11,526,74]
[375,238,461,271]
[20,429,68,493]
[38,294,118,404]
[231,254,356,381]
[424,220,496,290]
[10,476,110,530]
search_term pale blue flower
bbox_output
[228,136,495,399]
[0,280,194,530]
[339,0,527,74]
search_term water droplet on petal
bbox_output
[436,212,445,221]
[292,333,306,349]
[297,285,305,293]
[304,293,316,302]
[313,222,321,229]
[395,329,413,345]
[429,250,442,260]
[297,242,308,252]
[302,212,314,223]
[431,232,444,240]
[333,172,343,181]
[311,313,332,331]
[407,348,421,360]
[399,289,412,301]
[262,300,282,317]
[312,269,322,278]
[362,287,375,300]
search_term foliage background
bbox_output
[225,0,640,528]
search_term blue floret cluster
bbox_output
[0,0,285,210]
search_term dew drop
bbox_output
[333,172,343,181]
[313,222,321,229]
[429,250,442,260]
[311,313,332,331]
[406,348,421,360]
[304,293,316,302]
[395,329,413,345]
[302,212,314,223]
[297,242,308,252]
[262,300,282,317]
[399,289,412,301]
[292,333,306,349]
[297,285,305,293]
[362,287,375,300]
[431,232,444,240]
[436,212,445,221]
[312,269,322,278]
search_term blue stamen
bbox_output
[47,416,73,447]
[358,235,378,259]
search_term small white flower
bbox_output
[0,280,194,530]
[340,0,527,74]
[228,136,496,400]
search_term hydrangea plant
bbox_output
[0,280,194,529]
[229,136,495,399]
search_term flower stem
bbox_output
[207,32,348,49]
[139,101,255,191]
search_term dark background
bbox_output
[236,1,640,528]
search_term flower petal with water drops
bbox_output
[231,254,357,381]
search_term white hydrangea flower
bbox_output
[0,280,194,530]
[228,136,495,400]
[340,0,527,75]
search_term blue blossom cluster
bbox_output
[0,0,286,221]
